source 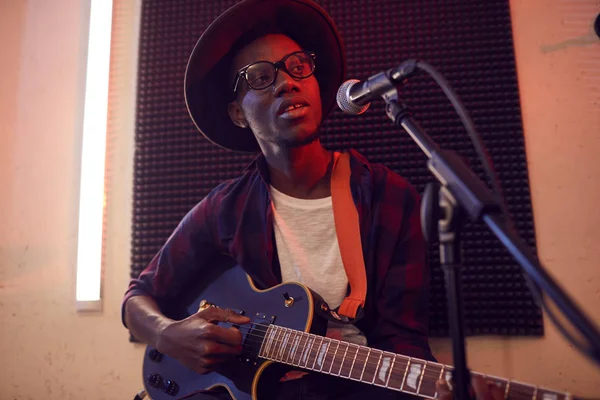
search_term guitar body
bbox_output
[142,265,327,400]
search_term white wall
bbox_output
[0,0,144,398]
[1,0,599,398]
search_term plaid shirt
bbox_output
[123,149,434,361]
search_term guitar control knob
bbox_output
[148,349,163,362]
[164,380,179,396]
[283,292,294,307]
[147,373,162,388]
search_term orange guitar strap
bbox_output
[330,152,367,320]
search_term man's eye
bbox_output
[289,65,305,75]
[253,74,270,84]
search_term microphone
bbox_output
[336,60,418,115]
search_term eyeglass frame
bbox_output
[232,50,317,97]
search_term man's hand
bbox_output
[156,307,251,375]
[436,375,504,400]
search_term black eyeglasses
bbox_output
[232,50,316,96]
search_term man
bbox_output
[123,0,454,398]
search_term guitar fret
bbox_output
[386,355,409,389]
[505,381,510,400]
[532,386,538,400]
[312,337,325,370]
[287,331,299,364]
[287,331,297,364]
[327,341,341,373]
[285,329,296,363]
[297,334,308,366]
[372,352,383,384]
[272,327,285,360]
[350,347,369,380]
[274,328,287,361]
[332,342,349,376]
[417,362,443,398]
[311,336,321,368]
[269,326,281,359]
[359,348,371,381]
[294,331,304,365]
[400,357,411,391]
[289,330,301,364]
[300,335,314,368]
[361,349,381,383]
[342,344,360,378]
[384,353,397,388]
[374,352,396,387]
[278,328,289,361]
[270,326,282,359]
[275,327,286,360]
[302,333,312,365]
[416,361,427,394]
[258,326,272,358]
[339,343,358,378]
[321,340,332,371]
[292,332,305,366]
[402,358,426,394]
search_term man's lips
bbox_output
[276,98,310,116]
[279,106,310,120]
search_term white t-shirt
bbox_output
[270,185,367,346]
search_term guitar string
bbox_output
[198,322,559,399]
[230,324,551,398]
[215,322,451,383]
[230,323,474,384]
[242,334,544,398]
[233,330,550,398]
[245,329,546,400]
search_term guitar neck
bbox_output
[257,325,572,400]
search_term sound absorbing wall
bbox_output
[130,0,543,337]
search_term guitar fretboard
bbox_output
[257,325,571,400]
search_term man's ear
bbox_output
[228,101,249,128]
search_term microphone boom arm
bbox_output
[384,64,600,359]
[368,61,600,398]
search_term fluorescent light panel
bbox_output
[76,0,114,310]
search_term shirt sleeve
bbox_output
[366,174,435,361]
[121,192,220,328]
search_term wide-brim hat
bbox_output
[184,0,346,153]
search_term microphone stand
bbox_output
[370,67,600,399]
[386,98,489,400]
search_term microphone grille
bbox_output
[336,79,370,115]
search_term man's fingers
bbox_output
[471,375,504,400]
[436,379,452,400]
[197,306,250,325]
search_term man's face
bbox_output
[228,34,323,149]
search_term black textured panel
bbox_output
[131,0,543,337]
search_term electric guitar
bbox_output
[141,265,578,400]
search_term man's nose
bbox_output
[272,70,301,96]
